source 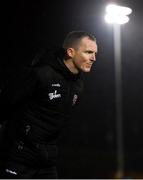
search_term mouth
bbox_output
[87,63,93,66]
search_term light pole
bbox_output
[104,4,132,178]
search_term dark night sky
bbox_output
[1,0,143,178]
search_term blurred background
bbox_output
[1,0,143,178]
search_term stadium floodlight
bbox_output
[105,4,132,24]
[104,3,132,179]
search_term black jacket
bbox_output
[2,48,83,144]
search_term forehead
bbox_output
[79,37,97,51]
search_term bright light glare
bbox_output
[105,14,129,24]
[106,4,132,16]
[105,4,132,24]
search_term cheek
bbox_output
[76,59,86,68]
[74,55,81,65]
[74,54,89,69]
[76,55,87,64]
[78,59,90,71]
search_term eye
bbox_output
[86,50,93,54]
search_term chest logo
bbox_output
[5,169,17,175]
[48,90,61,100]
[72,94,78,105]
[52,83,61,87]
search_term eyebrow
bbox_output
[85,50,97,53]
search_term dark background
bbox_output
[1,0,143,178]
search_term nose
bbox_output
[91,54,96,62]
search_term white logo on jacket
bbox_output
[48,90,61,100]
[72,94,78,105]
[5,169,17,175]
[52,83,61,87]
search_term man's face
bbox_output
[71,37,98,73]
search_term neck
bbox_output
[63,59,79,74]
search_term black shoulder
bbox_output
[35,65,56,83]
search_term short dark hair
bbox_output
[63,31,96,50]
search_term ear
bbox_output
[66,48,75,58]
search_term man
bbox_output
[0,31,98,178]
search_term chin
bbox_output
[82,68,91,72]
